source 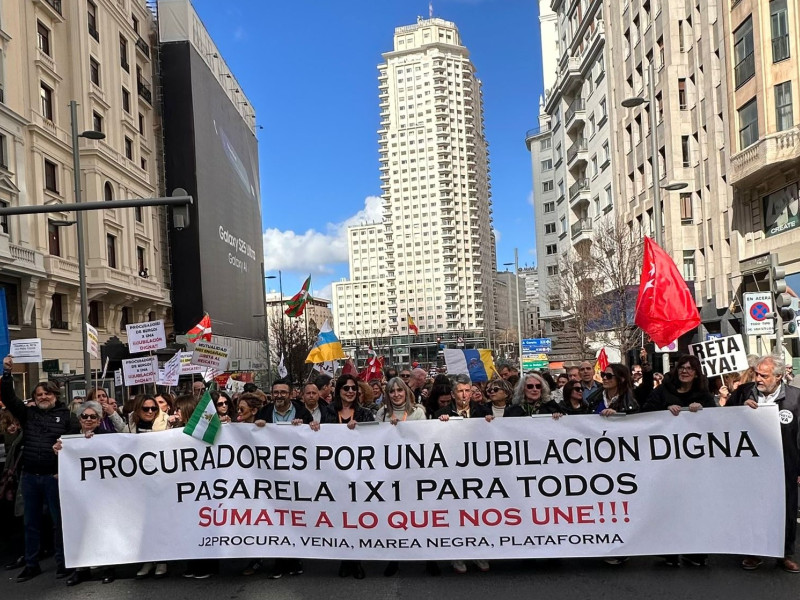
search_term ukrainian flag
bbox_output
[443,349,497,382]
[305,320,347,363]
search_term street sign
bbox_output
[522,353,549,371]
[522,338,552,354]
[743,292,774,335]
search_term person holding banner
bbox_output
[513,373,562,417]
[376,377,426,423]
[588,364,641,417]
[727,354,800,573]
[235,394,262,424]
[122,395,169,434]
[1,356,79,583]
[86,388,125,433]
[436,374,482,419]
[558,380,591,415]
[474,379,524,420]
[255,378,314,426]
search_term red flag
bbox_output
[634,237,700,347]
[358,348,384,381]
[341,359,358,377]
[186,314,212,343]
[593,348,609,381]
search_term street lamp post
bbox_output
[70,100,105,393]
[503,249,524,366]
[263,274,277,386]
[621,65,689,370]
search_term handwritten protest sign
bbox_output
[122,356,158,386]
[180,351,205,375]
[126,321,167,353]
[191,342,230,371]
[60,408,783,567]
[688,334,748,378]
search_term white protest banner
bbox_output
[180,351,205,375]
[86,323,99,359]
[191,341,230,371]
[59,408,783,567]
[114,369,123,387]
[122,356,158,386]
[688,334,749,378]
[9,338,42,363]
[126,320,167,353]
[159,353,181,387]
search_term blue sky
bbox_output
[191,0,544,299]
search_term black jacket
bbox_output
[642,379,715,412]
[472,402,526,418]
[727,381,800,480]
[587,387,640,414]
[256,400,313,424]
[435,401,484,419]
[320,402,376,424]
[1,374,79,475]
[558,397,591,415]
[519,399,563,416]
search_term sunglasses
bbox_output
[80,413,99,420]
[600,372,615,380]
[399,374,411,378]
[216,402,227,407]
[526,383,542,390]
[141,406,159,412]
[487,387,502,394]
[341,385,358,392]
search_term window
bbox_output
[549,297,560,311]
[47,221,61,256]
[50,293,66,329]
[682,250,696,281]
[775,81,793,132]
[44,159,58,192]
[0,134,6,169]
[138,112,145,135]
[122,87,130,113]
[541,159,553,171]
[120,36,129,71]
[89,57,100,86]
[135,205,143,222]
[734,17,755,88]
[37,21,51,56]
[106,234,117,268]
[89,300,103,328]
[681,135,691,167]
[678,79,687,109]
[120,306,131,328]
[542,180,554,192]
[546,265,558,276]
[545,244,558,255]
[738,98,759,149]
[104,181,113,201]
[680,193,693,224]
[543,201,555,213]
[136,246,146,273]
[545,222,557,234]
[132,14,139,34]
[771,0,790,62]
[88,1,99,41]
[0,201,7,235]
[92,111,103,133]
[124,137,133,160]
[540,138,552,150]
[40,82,53,120]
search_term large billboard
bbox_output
[763,181,800,238]
[162,43,263,339]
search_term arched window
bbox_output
[104,181,113,201]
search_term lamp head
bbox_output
[80,130,106,140]
[621,97,648,108]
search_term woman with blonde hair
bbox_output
[376,377,425,423]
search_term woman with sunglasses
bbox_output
[321,375,374,579]
[236,394,263,423]
[587,364,640,417]
[513,373,562,417]
[212,391,235,423]
[558,380,591,415]
[376,377,426,424]
[86,388,125,433]
[123,394,169,434]
[476,379,524,420]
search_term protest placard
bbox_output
[191,342,230,371]
[10,338,42,363]
[688,334,749,378]
[86,323,99,359]
[59,408,783,567]
[122,356,158,386]
[114,370,123,387]
[180,351,205,375]
[159,352,181,386]
[126,321,167,353]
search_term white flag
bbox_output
[314,360,336,377]
[277,354,288,378]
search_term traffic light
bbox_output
[770,258,797,337]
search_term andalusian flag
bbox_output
[186,314,212,343]
[183,389,221,444]
[407,313,419,335]
[285,276,312,317]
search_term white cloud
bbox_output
[263,196,383,274]
[493,228,502,243]
[314,282,333,302]
[527,190,534,206]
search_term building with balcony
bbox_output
[1,0,167,383]
[723,0,800,356]
[607,0,736,343]
[333,15,495,367]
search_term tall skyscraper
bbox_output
[334,16,495,366]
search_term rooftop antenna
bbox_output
[429,1,433,18]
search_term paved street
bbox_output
[0,553,797,600]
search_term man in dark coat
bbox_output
[436,374,482,419]
[2,356,79,582]
[727,354,800,573]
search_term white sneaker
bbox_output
[154,563,168,577]
[451,560,467,574]
[136,563,154,579]
[473,559,490,572]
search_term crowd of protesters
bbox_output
[0,349,798,585]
